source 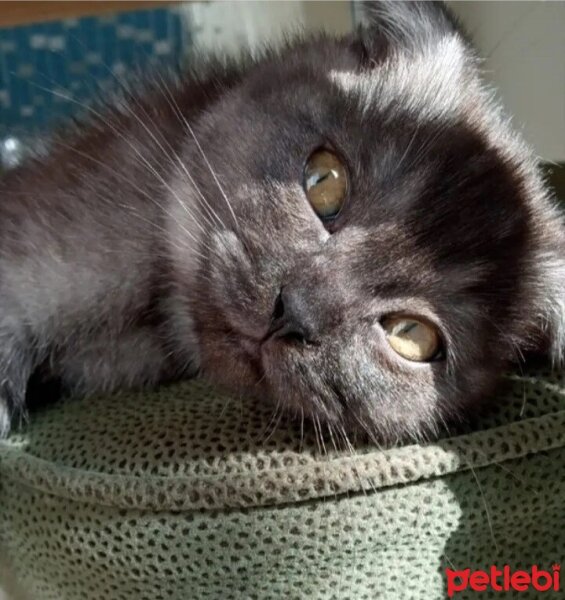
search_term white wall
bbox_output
[449,1,565,162]
[182,0,351,56]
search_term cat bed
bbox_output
[0,367,564,600]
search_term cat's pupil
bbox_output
[306,171,332,187]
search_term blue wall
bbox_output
[0,6,190,139]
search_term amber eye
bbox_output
[382,316,442,362]
[303,149,347,220]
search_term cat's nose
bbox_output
[266,287,319,344]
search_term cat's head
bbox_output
[169,1,565,443]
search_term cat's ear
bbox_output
[355,1,465,64]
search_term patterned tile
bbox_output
[0,6,191,141]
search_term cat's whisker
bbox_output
[405,124,448,174]
[337,424,357,457]
[336,424,378,497]
[253,373,267,390]
[115,97,223,233]
[457,312,528,391]
[43,138,211,260]
[350,411,385,452]
[184,120,239,229]
[435,412,454,441]
[264,405,286,442]
[315,415,329,459]
[396,122,421,173]
[24,81,213,246]
[468,462,499,553]
[217,391,234,422]
[442,553,458,579]
[153,73,240,232]
[326,421,339,454]
[299,405,305,453]
[5,165,210,262]
[151,77,230,234]
[41,32,220,232]
[311,414,321,456]
[320,420,357,600]
[261,398,282,443]
[156,89,252,263]
[127,81,227,232]
[149,73,243,253]
[17,67,163,181]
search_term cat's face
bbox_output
[172,1,565,443]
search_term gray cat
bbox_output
[0,1,563,444]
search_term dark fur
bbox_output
[0,1,563,443]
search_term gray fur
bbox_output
[0,1,563,444]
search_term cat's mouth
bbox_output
[223,322,326,415]
[258,335,346,425]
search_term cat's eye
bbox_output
[303,149,347,220]
[382,316,442,362]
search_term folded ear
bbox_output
[357,0,464,59]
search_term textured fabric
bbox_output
[0,367,564,599]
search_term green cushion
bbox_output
[0,367,564,599]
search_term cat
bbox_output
[0,0,563,445]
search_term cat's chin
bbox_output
[258,337,446,444]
